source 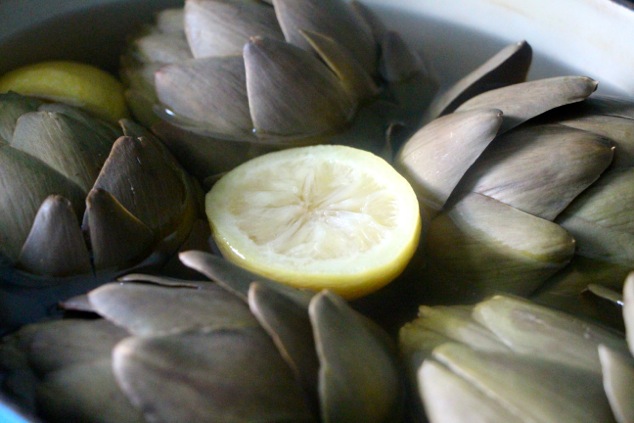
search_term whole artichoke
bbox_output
[121,0,437,181]
[0,92,201,331]
[0,251,403,423]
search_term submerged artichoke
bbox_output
[121,0,437,181]
[393,40,634,327]
[0,92,201,330]
[399,274,634,423]
[0,251,403,423]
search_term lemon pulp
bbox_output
[205,145,421,299]
[0,61,129,123]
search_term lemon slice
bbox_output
[205,145,421,299]
[0,61,129,123]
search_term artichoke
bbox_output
[0,251,403,423]
[0,92,201,331]
[393,40,634,328]
[121,0,437,181]
[399,274,634,423]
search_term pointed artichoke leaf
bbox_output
[0,92,43,143]
[555,113,634,168]
[273,0,377,72]
[300,29,378,103]
[411,305,510,353]
[395,109,503,215]
[473,295,629,374]
[117,272,211,289]
[244,36,356,139]
[310,291,402,423]
[36,359,145,423]
[563,94,634,120]
[10,110,116,193]
[350,1,387,41]
[93,135,191,236]
[585,284,624,308]
[37,102,122,141]
[423,192,575,302]
[20,318,128,377]
[419,360,525,423]
[87,282,258,337]
[598,345,634,423]
[530,256,630,331]
[455,76,598,132]
[0,146,85,262]
[433,343,616,423]
[17,195,91,277]
[625,272,634,355]
[83,188,155,271]
[184,0,283,58]
[456,123,615,220]
[179,250,314,306]
[155,56,254,138]
[424,40,532,122]
[58,294,95,314]
[556,167,634,266]
[131,30,193,64]
[379,30,428,84]
[113,328,315,422]
[248,282,320,414]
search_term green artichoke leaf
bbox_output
[455,123,615,221]
[87,281,259,337]
[396,109,503,215]
[36,360,145,423]
[423,40,532,123]
[472,295,630,374]
[423,192,575,302]
[273,0,377,73]
[455,75,598,133]
[310,291,403,423]
[598,345,634,423]
[556,167,634,266]
[0,91,43,143]
[112,327,315,422]
[184,0,283,59]
[431,342,616,423]
[17,195,91,277]
[419,360,525,423]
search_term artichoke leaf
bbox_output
[131,30,192,65]
[396,109,503,215]
[17,195,91,277]
[0,92,43,143]
[87,281,259,337]
[456,123,615,220]
[155,8,185,34]
[625,272,634,355]
[273,0,377,73]
[455,75,598,133]
[310,291,402,423]
[184,0,283,58]
[36,359,145,423]
[244,36,356,138]
[423,40,532,122]
[423,192,575,301]
[112,328,315,422]
[419,360,525,423]
[472,295,630,374]
[432,342,616,423]
[598,345,634,423]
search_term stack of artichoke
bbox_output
[121,0,437,181]
[0,252,403,422]
[0,92,202,331]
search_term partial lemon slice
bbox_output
[0,61,129,123]
[205,145,421,299]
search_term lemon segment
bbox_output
[205,145,422,299]
[0,61,129,123]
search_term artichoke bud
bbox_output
[400,295,630,423]
[1,251,404,422]
[0,93,200,283]
[423,192,576,302]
